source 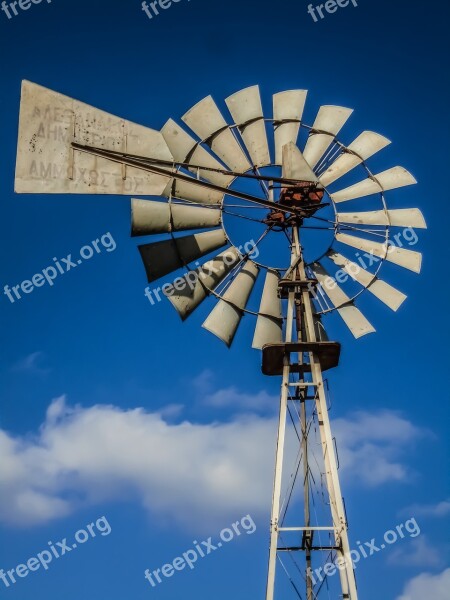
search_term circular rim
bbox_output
[169,117,393,317]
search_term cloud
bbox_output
[396,568,450,600]
[193,369,278,413]
[0,396,276,530]
[0,396,426,530]
[11,352,51,376]
[388,535,444,568]
[399,499,450,519]
[332,410,426,486]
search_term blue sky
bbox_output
[0,0,449,599]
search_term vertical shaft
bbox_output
[265,235,297,600]
[296,227,358,600]
[296,290,313,600]
[265,225,358,600]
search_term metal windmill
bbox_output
[15,81,426,599]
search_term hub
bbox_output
[264,181,326,228]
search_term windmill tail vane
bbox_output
[14,80,426,599]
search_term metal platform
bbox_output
[261,341,341,376]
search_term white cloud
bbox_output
[193,369,278,413]
[396,568,450,600]
[11,351,50,376]
[0,396,426,530]
[0,396,276,530]
[388,535,444,568]
[332,410,425,486]
[400,499,450,519]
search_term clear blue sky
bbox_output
[0,1,449,599]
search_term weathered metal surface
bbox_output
[202,261,259,346]
[182,95,251,173]
[15,81,173,195]
[312,262,376,338]
[161,119,234,188]
[320,131,391,186]
[131,199,221,236]
[303,105,354,169]
[331,166,417,203]
[261,341,341,376]
[138,229,227,282]
[337,208,426,228]
[167,247,241,320]
[282,142,317,183]
[252,270,283,350]
[225,86,270,168]
[273,90,307,166]
[163,178,224,205]
[336,232,422,273]
[327,250,407,311]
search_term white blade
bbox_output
[320,131,391,186]
[182,95,251,173]
[167,247,241,320]
[303,105,353,169]
[203,261,260,347]
[337,208,427,229]
[331,167,417,203]
[131,199,221,236]
[225,86,270,167]
[15,81,173,196]
[161,119,233,188]
[138,229,227,282]
[312,262,375,339]
[273,90,308,165]
[163,178,223,205]
[336,232,422,273]
[282,142,317,182]
[252,270,283,349]
[327,250,407,311]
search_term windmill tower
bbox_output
[14,82,426,599]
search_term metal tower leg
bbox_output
[266,269,296,600]
[265,227,358,600]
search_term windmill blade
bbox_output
[282,142,317,183]
[138,230,227,283]
[225,86,271,168]
[131,199,221,236]
[15,80,173,196]
[331,167,417,203]
[273,90,308,165]
[163,178,224,205]
[182,95,251,173]
[319,131,391,186]
[161,119,234,188]
[312,262,375,339]
[203,261,260,347]
[303,105,353,169]
[167,247,241,320]
[252,270,283,349]
[336,232,422,273]
[337,208,427,229]
[327,250,407,311]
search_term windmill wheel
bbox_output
[130,86,426,343]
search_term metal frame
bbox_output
[265,225,358,600]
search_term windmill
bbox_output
[14,81,426,599]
